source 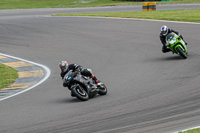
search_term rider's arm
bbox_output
[61,72,66,79]
[160,33,166,46]
[68,64,76,71]
[75,65,83,72]
[68,64,83,72]
[171,29,180,36]
[73,64,83,72]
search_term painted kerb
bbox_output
[0,53,50,101]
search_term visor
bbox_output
[162,31,167,34]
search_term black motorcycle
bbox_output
[63,70,107,101]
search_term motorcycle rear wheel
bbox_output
[71,84,89,101]
[98,83,107,95]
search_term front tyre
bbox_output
[71,84,89,101]
[176,46,187,59]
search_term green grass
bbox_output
[0,64,18,89]
[0,0,200,9]
[53,9,200,23]
[179,128,200,133]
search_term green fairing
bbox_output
[166,32,187,59]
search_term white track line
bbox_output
[51,16,200,25]
[0,53,51,101]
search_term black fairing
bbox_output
[63,71,98,98]
[63,70,75,86]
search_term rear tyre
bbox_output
[98,83,107,95]
[176,46,187,59]
[71,84,89,101]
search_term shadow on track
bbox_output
[53,97,83,104]
[157,52,199,61]
[52,94,106,104]
[162,56,185,61]
[145,56,186,63]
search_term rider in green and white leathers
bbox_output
[160,25,187,53]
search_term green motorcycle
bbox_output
[166,32,187,59]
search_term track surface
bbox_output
[0,4,200,133]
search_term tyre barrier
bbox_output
[142,2,156,11]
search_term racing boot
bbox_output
[71,92,75,97]
[95,80,104,88]
[162,46,171,53]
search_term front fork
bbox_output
[175,44,187,55]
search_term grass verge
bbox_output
[178,128,200,133]
[53,9,200,23]
[0,64,18,89]
[0,0,200,9]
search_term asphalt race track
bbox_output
[0,4,200,133]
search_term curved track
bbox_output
[0,4,200,133]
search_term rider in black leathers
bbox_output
[59,61,99,87]
[160,25,187,53]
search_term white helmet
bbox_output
[59,61,68,72]
[161,25,168,36]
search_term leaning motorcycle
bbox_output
[63,70,107,101]
[166,32,187,59]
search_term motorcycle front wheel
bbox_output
[71,84,89,101]
[176,46,187,59]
